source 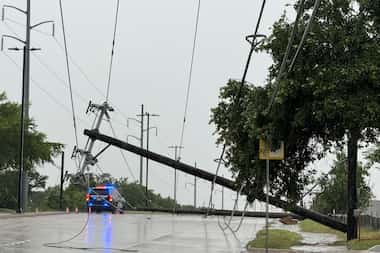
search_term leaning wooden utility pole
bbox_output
[84,129,347,232]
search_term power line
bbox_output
[178,0,201,159]
[106,0,121,102]
[3,12,140,130]
[2,51,89,126]
[109,120,137,182]
[207,0,267,216]
[59,0,79,148]
[266,0,320,114]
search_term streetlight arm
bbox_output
[127,135,141,143]
[144,126,158,136]
[30,20,55,36]
[127,117,141,128]
[1,35,26,50]
[2,5,26,21]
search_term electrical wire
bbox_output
[106,0,121,102]
[217,183,245,231]
[59,0,79,148]
[266,0,320,114]
[1,51,89,126]
[109,120,137,181]
[206,0,267,217]
[178,0,201,159]
[4,15,139,132]
[44,187,136,252]
[32,53,89,104]
[288,0,321,73]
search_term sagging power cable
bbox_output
[106,0,121,102]
[178,0,201,159]
[109,120,137,181]
[266,0,320,114]
[59,0,79,148]
[217,182,245,231]
[206,0,267,217]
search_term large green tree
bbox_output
[0,92,63,209]
[312,153,372,214]
[211,0,380,240]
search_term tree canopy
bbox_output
[0,92,63,171]
[211,0,380,206]
[0,91,63,209]
[312,152,372,214]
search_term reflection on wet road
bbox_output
[0,213,265,252]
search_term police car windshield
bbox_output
[91,189,108,195]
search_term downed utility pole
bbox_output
[84,129,347,232]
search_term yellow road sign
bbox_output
[259,139,285,160]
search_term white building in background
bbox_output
[363,200,380,217]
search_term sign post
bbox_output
[259,139,285,253]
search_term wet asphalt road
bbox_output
[0,212,265,253]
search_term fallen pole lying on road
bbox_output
[132,208,301,219]
[84,129,347,232]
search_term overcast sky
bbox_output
[1,0,379,210]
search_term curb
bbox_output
[0,212,67,220]
[247,246,296,253]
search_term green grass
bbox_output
[347,239,380,250]
[300,219,380,250]
[299,219,345,240]
[248,229,303,249]
[0,208,15,213]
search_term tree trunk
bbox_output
[347,129,359,240]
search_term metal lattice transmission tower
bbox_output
[73,101,114,184]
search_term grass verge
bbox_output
[299,219,345,240]
[248,229,302,249]
[300,219,380,250]
[0,208,15,213]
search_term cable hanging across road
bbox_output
[206,0,267,217]
[266,0,321,114]
[106,0,121,102]
[178,0,201,159]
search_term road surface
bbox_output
[0,212,265,252]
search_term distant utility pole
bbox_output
[144,112,159,207]
[135,105,145,185]
[185,161,197,209]
[194,162,197,209]
[1,2,54,213]
[128,104,145,185]
[169,145,184,209]
[59,151,64,210]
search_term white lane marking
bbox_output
[0,240,31,247]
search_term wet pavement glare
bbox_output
[0,213,265,253]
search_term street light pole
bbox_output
[59,151,64,210]
[169,145,184,210]
[24,0,30,120]
[17,46,27,213]
[2,2,54,213]
[265,159,270,253]
[194,162,197,209]
[140,105,144,186]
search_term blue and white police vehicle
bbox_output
[86,184,126,213]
